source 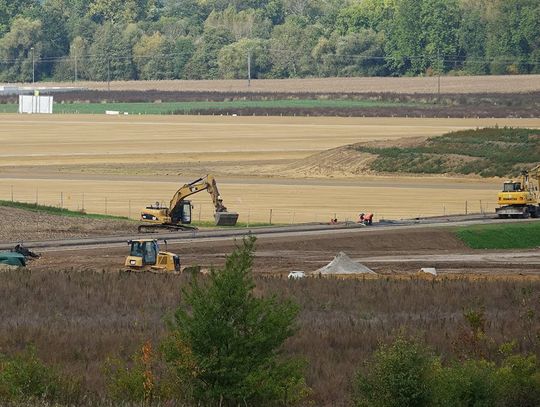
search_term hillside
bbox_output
[287,128,540,178]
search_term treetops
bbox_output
[0,0,538,82]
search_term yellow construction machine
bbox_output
[124,239,180,273]
[496,164,540,218]
[139,175,239,233]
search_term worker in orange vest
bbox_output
[364,213,373,225]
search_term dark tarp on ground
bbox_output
[0,252,26,267]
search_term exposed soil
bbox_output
[0,207,137,243]
[17,75,540,93]
[23,224,540,277]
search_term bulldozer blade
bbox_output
[215,211,239,226]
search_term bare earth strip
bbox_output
[0,115,538,222]
[19,74,540,94]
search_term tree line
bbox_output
[0,0,539,82]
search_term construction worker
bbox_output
[364,213,373,225]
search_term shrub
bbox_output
[433,359,498,407]
[495,353,540,407]
[353,337,438,407]
[0,346,80,404]
[104,341,156,403]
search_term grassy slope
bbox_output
[456,221,540,249]
[355,127,540,177]
[0,99,419,115]
[0,200,129,220]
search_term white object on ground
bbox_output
[105,110,120,115]
[288,271,305,279]
[420,267,437,276]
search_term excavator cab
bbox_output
[502,182,523,192]
[170,200,192,224]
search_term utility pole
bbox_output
[437,48,441,102]
[74,57,78,82]
[31,47,35,84]
[247,50,251,88]
[107,57,111,91]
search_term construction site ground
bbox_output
[13,214,539,279]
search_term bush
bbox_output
[0,346,80,404]
[104,341,154,403]
[353,337,438,407]
[433,359,498,407]
[495,353,540,407]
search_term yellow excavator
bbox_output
[138,175,239,232]
[496,164,540,218]
[125,239,180,273]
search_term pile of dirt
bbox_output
[0,207,138,243]
[315,252,376,275]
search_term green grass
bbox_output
[355,127,540,177]
[0,98,420,115]
[456,221,540,249]
[0,200,130,221]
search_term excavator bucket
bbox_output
[215,211,239,226]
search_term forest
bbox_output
[0,0,539,82]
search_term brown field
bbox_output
[2,114,538,222]
[2,226,539,405]
[27,74,540,94]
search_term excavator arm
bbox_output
[169,175,227,215]
[168,175,238,226]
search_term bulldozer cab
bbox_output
[130,240,159,265]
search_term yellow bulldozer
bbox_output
[496,164,540,218]
[138,174,239,233]
[124,239,180,273]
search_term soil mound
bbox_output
[315,252,376,275]
[281,146,375,177]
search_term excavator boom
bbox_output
[140,175,238,231]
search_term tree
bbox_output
[218,38,271,78]
[184,27,234,79]
[313,30,387,77]
[0,17,43,82]
[457,2,488,74]
[162,236,309,406]
[269,17,322,77]
[88,23,135,80]
[0,0,38,36]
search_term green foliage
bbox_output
[1,0,540,80]
[162,236,310,406]
[356,127,540,177]
[456,222,540,250]
[355,336,540,407]
[104,341,157,403]
[354,336,438,407]
[0,346,80,404]
[433,359,499,407]
[218,38,271,79]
